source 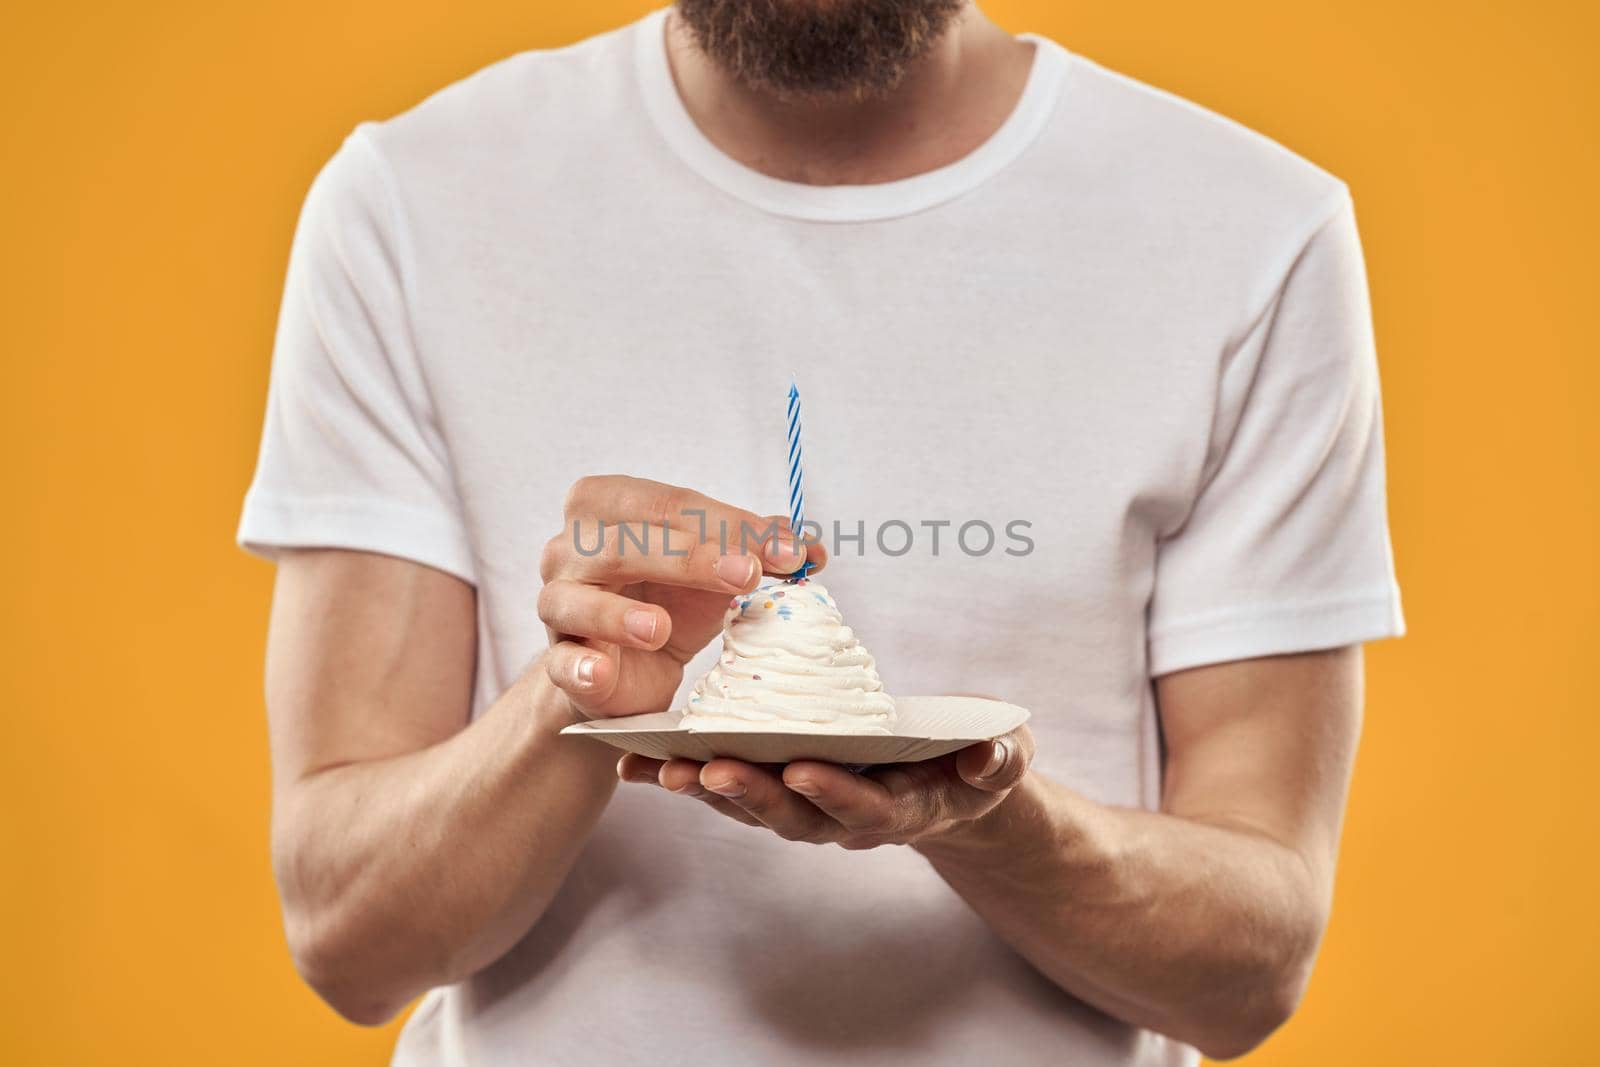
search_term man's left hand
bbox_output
[615,726,1035,849]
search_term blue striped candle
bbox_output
[785,379,812,577]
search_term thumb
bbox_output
[545,640,620,714]
[956,732,1028,792]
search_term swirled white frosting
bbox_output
[682,578,896,734]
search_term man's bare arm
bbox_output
[265,548,619,1025]
[629,647,1360,1057]
[916,648,1363,1059]
[265,478,819,1025]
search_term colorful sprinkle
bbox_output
[763,600,774,609]
[774,591,785,598]
[751,674,761,681]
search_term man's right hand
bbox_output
[537,475,824,719]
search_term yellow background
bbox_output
[3,1,1594,1063]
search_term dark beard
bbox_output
[675,0,967,99]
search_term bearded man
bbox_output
[239,2,1404,1064]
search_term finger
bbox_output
[781,761,902,834]
[774,516,829,577]
[756,517,811,574]
[694,794,765,827]
[564,477,804,572]
[757,515,822,576]
[545,640,618,707]
[542,524,764,593]
[953,726,1035,793]
[870,756,969,823]
[657,757,707,793]
[700,759,834,843]
[653,758,765,827]
[617,755,764,827]
[539,581,671,650]
[617,753,664,784]
[801,534,828,576]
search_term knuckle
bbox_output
[679,537,708,579]
[743,515,778,551]
[536,581,562,622]
[590,546,623,580]
[563,476,599,517]
[923,786,954,827]
[537,582,593,635]
[646,486,683,530]
[887,795,923,836]
[538,535,566,581]
[838,834,885,852]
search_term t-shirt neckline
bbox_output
[633,7,1070,223]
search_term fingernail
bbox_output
[980,739,1008,779]
[705,776,745,798]
[787,779,819,798]
[624,771,657,785]
[623,609,658,643]
[575,655,599,687]
[715,555,756,588]
[673,783,705,797]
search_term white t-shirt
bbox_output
[239,9,1403,1065]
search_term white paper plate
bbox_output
[560,695,1029,765]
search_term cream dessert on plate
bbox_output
[682,576,896,734]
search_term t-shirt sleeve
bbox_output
[236,127,476,584]
[1146,193,1404,676]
